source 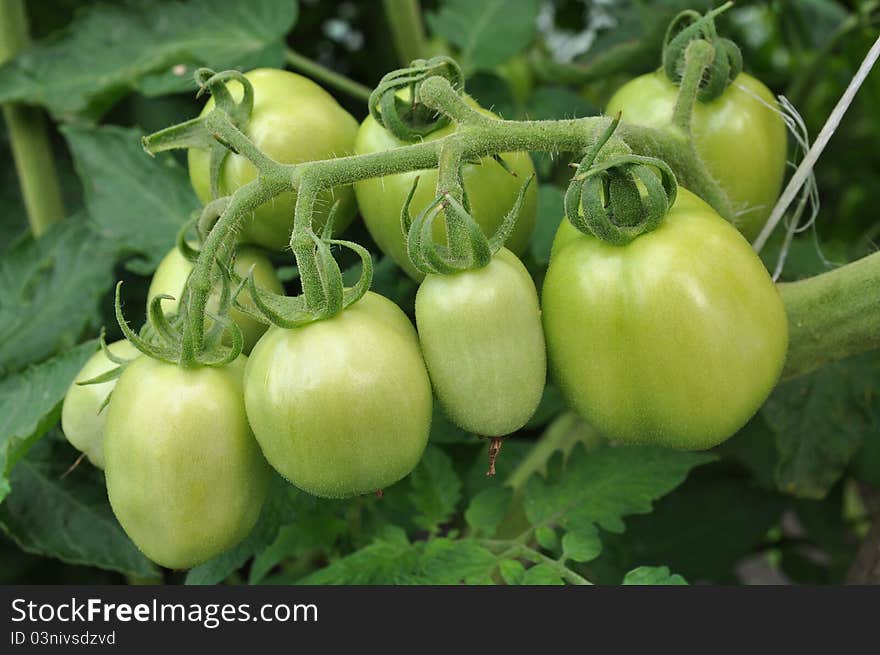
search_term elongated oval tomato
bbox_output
[61,340,140,469]
[147,245,283,353]
[188,68,359,250]
[542,187,788,449]
[104,356,270,569]
[607,71,787,240]
[353,99,538,280]
[415,248,546,435]
[244,291,432,498]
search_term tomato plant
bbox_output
[353,98,538,280]
[60,339,140,469]
[3,0,879,589]
[415,248,545,436]
[243,292,433,498]
[188,68,359,251]
[543,188,789,449]
[606,71,787,240]
[147,244,283,353]
[103,355,270,570]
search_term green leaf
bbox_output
[588,467,785,584]
[529,185,565,266]
[764,355,879,499]
[0,0,298,120]
[622,566,687,585]
[561,525,602,563]
[62,124,197,274]
[248,493,347,584]
[465,486,513,537]
[408,445,462,531]
[297,526,418,585]
[418,539,497,584]
[535,525,559,551]
[0,340,99,500]
[524,444,714,562]
[0,436,158,578]
[427,0,541,73]
[297,527,498,585]
[520,563,564,585]
[526,86,596,121]
[498,558,526,584]
[0,219,115,375]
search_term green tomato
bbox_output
[542,187,788,450]
[60,340,140,469]
[606,71,787,240]
[104,356,270,569]
[353,99,538,280]
[188,68,359,251]
[147,244,283,353]
[415,248,545,435]
[244,291,432,498]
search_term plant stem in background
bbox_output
[383,0,427,67]
[284,49,372,103]
[779,250,880,380]
[0,0,64,237]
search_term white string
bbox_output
[752,33,880,254]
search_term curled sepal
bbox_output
[197,197,231,241]
[369,56,464,141]
[487,174,535,253]
[406,192,492,275]
[142,69,253,157]
[174,211,203,263]
[662,2,741,102]
[147,294,180,345]
[114,282,179,364]
[565,119,677,246]
[198,313,243,368]
[333,239,373,310]
[400,176,421,237]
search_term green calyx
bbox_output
[369,56,465,142]
[401,169,534,276]
[565,117,677,246]
[662,2,742,103]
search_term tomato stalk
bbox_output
[780,250,880,380]
[0,0,65,237]
[382,0,428,67]
[669,39,716,135]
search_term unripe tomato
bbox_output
[542,187,788,450]
[353,100,538,280]
[60,340,140,469]
[104,356,270,569]
[606,72,786,240]
[147,245,283,353]
[415,248,546,435]
[188,68,359,251]
[244,292,432,498]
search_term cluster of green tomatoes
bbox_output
[61,59,789,569]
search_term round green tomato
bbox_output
[606,71,786,240]
[244,291,432,498]
[147,244,282,353]
[542,187,788,450]
[104,356,270,569]
[416,248,546,436]
[60,340,140,469]
[188,68,359,251]
[353,100,538,280]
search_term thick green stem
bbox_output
[779,251,880,379]
[0,0,64,237]
[284,49,372,103]
[383,0,427,67]
[670,39,715,134]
